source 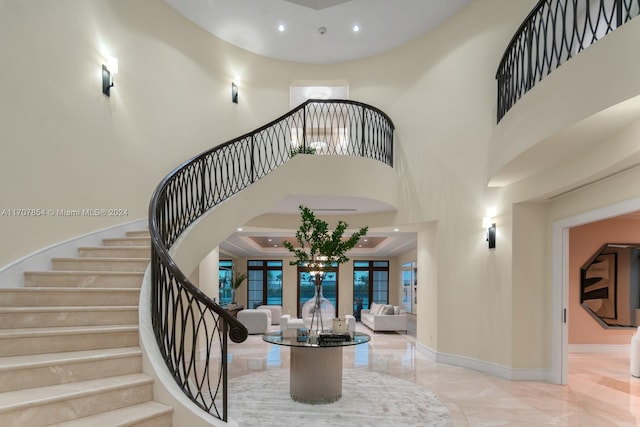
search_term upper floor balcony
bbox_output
[488,0,640,199]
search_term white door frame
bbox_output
[551,196,640,384]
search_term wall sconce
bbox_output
[483,216,496,249]
[232,75,240,104]
[102,56,118,97]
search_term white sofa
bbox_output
[237,308,271,334]
[256,305,282,325]
[360,303,407,332]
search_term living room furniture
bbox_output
[237,308,271,334]
[256,305,282,325]
[360,303,407,332]
[262,330,370,403]
[280,314,305,330]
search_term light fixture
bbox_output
[232,75,240,104]
[101,56,118,97]
[353,24,360,32]
[278,24,285,32]
[483,217,496,249]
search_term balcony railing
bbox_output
[148,99,394,421]
[496,0,639,122]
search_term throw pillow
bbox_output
[370,302,380,314]
[382,304,395,315]
[393,306,400,315]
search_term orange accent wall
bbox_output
[569,218,640,344]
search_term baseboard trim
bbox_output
[0,218,147,288]
[416,342,550,381]
[568,344,631,353]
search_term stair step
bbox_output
[125,230,150,238]
[0,347,142,393]
[24,271,144,288]
[0,306,138,328]
[52,257,149,272]
[0,325,139,357]
[103,236,151,247]
[0,374,153,426]
[0,288,140,307]
[78,246,150,258]
[48,401,173,427]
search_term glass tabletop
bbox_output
[262,330,370,348]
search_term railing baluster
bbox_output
[148,99,394,422]
[496,0,638,122]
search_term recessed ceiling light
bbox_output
[268,238,272,242]
[237,227,243,231]
[393,228,400,232]
[278,24,285,32]
[352,24,360,32]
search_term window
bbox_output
[297,263,338,318]
[353,261,389,317]
[247,260,283,309]
[402,261,417,314]
[218,260,233,305]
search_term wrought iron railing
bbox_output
[496,0,639,122]
[148,99,394,421]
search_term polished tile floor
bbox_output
[227,322,640,426]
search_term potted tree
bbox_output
[284,205,368,332]
[229,269,247,306]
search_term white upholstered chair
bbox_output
[256,305,283,325]
[280,314,305,330]
[237,308,271,334]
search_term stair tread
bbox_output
[52,257,150,261]
[0,347,142,371]
[47,401,172,427]
[0,324,138,338]
[0,306,137,312]
[25,271,144,276]
[0,287,139,292]
[0,373,152,410]
[77,246,150,249]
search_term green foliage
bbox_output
[283,205,368,275]
[230,269,247,290]
[290,145,316,157]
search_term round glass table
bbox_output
[262,330,370,403]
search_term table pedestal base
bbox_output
[290,346,343,403]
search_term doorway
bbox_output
[289,80,349,108]
[552,196,640,384]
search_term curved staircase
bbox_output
[0,230,173,426]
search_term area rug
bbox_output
[227,368,451,427]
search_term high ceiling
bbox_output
[162,0,472,256]
[164,0,473,64]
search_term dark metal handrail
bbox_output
[148,99,394,421]
[496,0,639,122]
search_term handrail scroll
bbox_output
[148,99,394,421]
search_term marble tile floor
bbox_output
[225,324,640,426]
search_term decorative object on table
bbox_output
[284,205,368,332]
[332,318,347,333]
[297,328,309,342]
[317,332,352,346]
[229,269,247,305]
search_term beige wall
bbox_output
[12,0,640,376]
